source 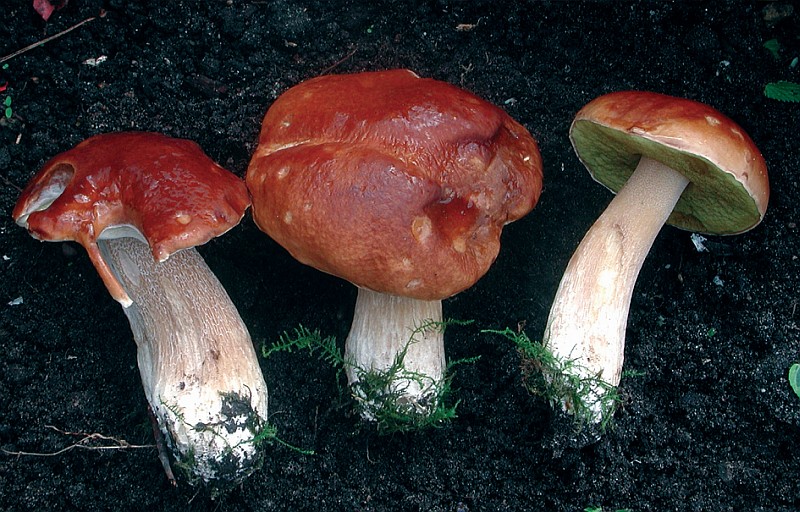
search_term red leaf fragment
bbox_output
[33,0,67,22]
[33,0,55,21]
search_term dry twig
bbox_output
[0,13,101,64]
[1,425,154,457]
[320,47,357,75]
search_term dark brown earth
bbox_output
[1,1,799,511]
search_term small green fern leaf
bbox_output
[764,81,800,102]
[763,39,781,60]
[789,363,800,399]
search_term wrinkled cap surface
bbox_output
[13,131,250,304]
[570,91,769,235]
[246,69,543,300]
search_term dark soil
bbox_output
[1,1,799,511]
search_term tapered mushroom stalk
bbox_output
[345,289,444,418]
[13,132,268,483]
[98,236,267,482]
[544,156,688,420]
[543,91,770,426]
[247,69,543,426]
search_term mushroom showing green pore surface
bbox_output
[247,69,543,424]
[543,91,770,426]
[12,132,268,484]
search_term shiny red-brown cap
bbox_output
[13,131,250,305]
[246,69,543,300]
[570,91,769,235]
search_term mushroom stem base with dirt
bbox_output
[98,236,268,483]
[543,155,689,423]
[345,287,445,421]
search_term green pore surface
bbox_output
[570,120,762,235]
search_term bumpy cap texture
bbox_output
[247,69,543,300]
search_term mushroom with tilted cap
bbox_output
[246,69,543,424]
[542,91,769,426]
[13,132,269,484]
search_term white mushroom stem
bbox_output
[543,155,690,422]
[97,236,268,483]
[345,287,445,420]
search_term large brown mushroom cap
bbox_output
[14,131,250,258]
[570,91,769,235]
[13,131,250,304]
[247,69,543,300]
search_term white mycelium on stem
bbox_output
[99,235,268,482]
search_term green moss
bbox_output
[484,327,620,431]
[266,320,475,434]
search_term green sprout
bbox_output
[1,63,10,119]
[764,81,800,102]
[764,38,781,60]
[789,363,800,399]
[761,36,800,102]
[483,327,620,431]
[265,320,476,434]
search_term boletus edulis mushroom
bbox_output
[13,132,269,484]
[246,69,543,425]
[543,91,769,426]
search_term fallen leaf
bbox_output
[33,0,55,21]
[33,0,67,22]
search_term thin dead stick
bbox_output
[0,172,22,193]
[0,14,100,64]
[319,47,357,75]
[1,425,155,457]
